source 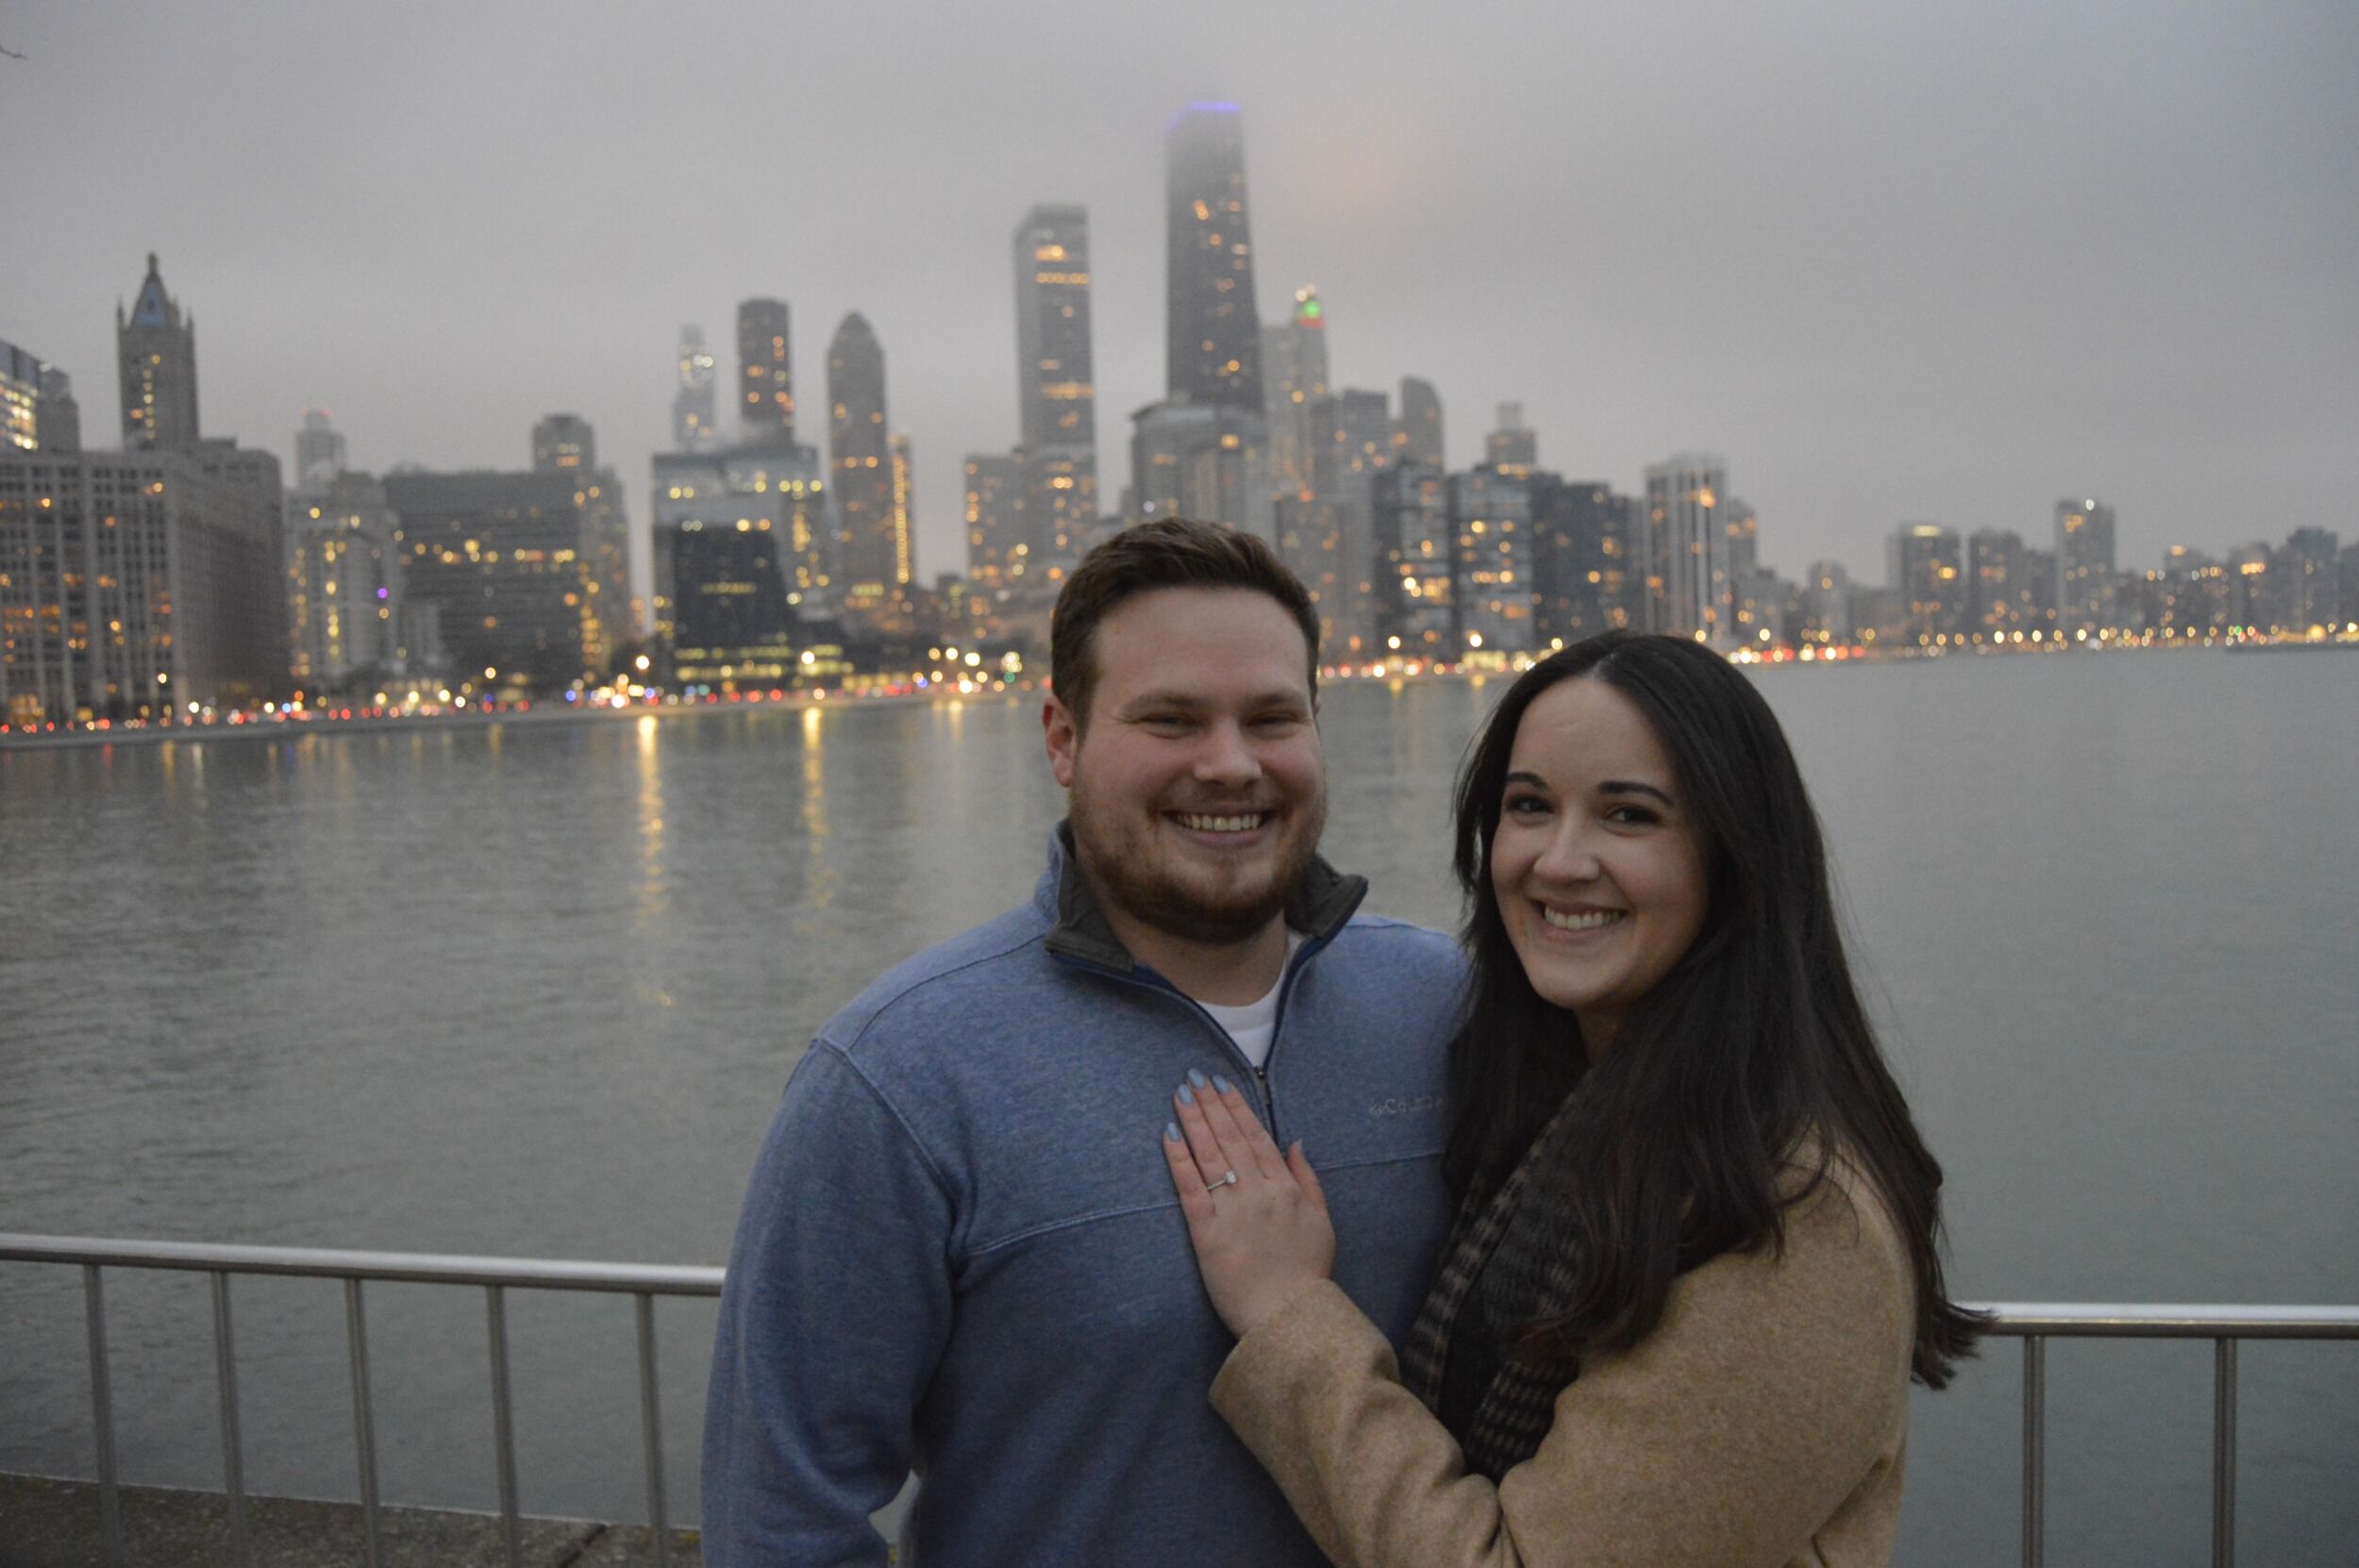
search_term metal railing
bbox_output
[0,1233,724,1568]
[1976,1302,2359,1568]
[5,1233,2356,1568]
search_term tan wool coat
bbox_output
[1209,1162,1917,1568]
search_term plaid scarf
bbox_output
[1398,1087,1589,1480]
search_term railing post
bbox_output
[635,1292,669,1567]
[82,1264,124,1568]
[345,1277,384,1568]
[209,1271,252,1568]
[2021,1334,2045,1568]
[2212,1337,2236,1568]
[486,1284,523,1568]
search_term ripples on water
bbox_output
[3,653,2353,1561]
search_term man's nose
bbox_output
[1193,719,1263,786]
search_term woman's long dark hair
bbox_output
[1445,631,1983,1386]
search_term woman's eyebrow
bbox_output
[1598,779,1676,806]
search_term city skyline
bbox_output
[3,5,2353,590]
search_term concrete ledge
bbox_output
[0,1473,701,1567]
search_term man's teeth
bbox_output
[1175,812,1266,833]
[1541,907,1623,931]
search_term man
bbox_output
[703,519,1463,1564]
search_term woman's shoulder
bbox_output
[1757,1138,1916,1330]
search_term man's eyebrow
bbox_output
[1118,689,1310,712]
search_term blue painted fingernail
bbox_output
[1187,1068,1210,1090]
[1165,1121,1182,1143]
[1213,1074,1233,1094]
[1177,1083,1196,1106]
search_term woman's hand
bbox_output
[1163,1072,1335,1340]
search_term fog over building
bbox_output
[673,326,719,453]
[295,409,347,488]
[1164,103,1264,413]
[116,254,200,451]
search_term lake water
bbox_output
[3,650,2354,1563]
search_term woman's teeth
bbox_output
[1541,907,1623,931]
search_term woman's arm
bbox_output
[1168,1081,1916,1568]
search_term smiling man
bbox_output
[702,519,1464,1566]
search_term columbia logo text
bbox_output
[1368,1093,1445,1119]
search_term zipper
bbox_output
[1051,925,1342,1151]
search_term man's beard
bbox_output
[1067,785,1326,948]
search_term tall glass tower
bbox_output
[1165,103,1264,413]
[1013,204,1098,576]
[828,313,903,605]
[738,298,794,447]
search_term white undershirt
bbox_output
[1196,933,1303,1070]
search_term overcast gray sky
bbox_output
[6,1,2354,592]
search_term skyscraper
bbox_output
[828,313,903,609]
[1013,206,1096,452]
[1450,465,1534,657]
[535,413,633,643]
[1302,388,1391,657]
[1889,524,1965,645]
[963,452,1028,595]
[295,409,347,488]
[1165,103,1264,412]
[1485,404,1536,475]
[3,447,282,724]
[3,342,78,454]
[738,299,795,447]
[1374,463,1453,657]
[531,413,594,475]
[1395,377,1444,468]
[674,326,719,452]
[2054,497,2116,639]
[1642,454,1732,643]
[1264,288,1330,496]
[116,254,199,450]
[1012,205,1098,578]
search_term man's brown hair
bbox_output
[1048,518,1320,728]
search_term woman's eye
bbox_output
[1605,804,1660,826]
[1502,794,1548,816]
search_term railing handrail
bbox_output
[13,1231,2359,1332]
[0,1231,724,1293]
[6,1230,2356,1568]
[1970,1301,2359,1338]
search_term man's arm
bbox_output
[702,1042,958,1567]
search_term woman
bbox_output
[1163,631,1981,1568]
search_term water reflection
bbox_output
[635,713,665,928]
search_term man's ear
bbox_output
[1044,696,1079,788]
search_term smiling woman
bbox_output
[1165,630,1984,1568]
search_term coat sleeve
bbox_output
[1208,1175,1916,1568]
[700,1042,958,1567]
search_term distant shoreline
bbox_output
[4,636,2351,753]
